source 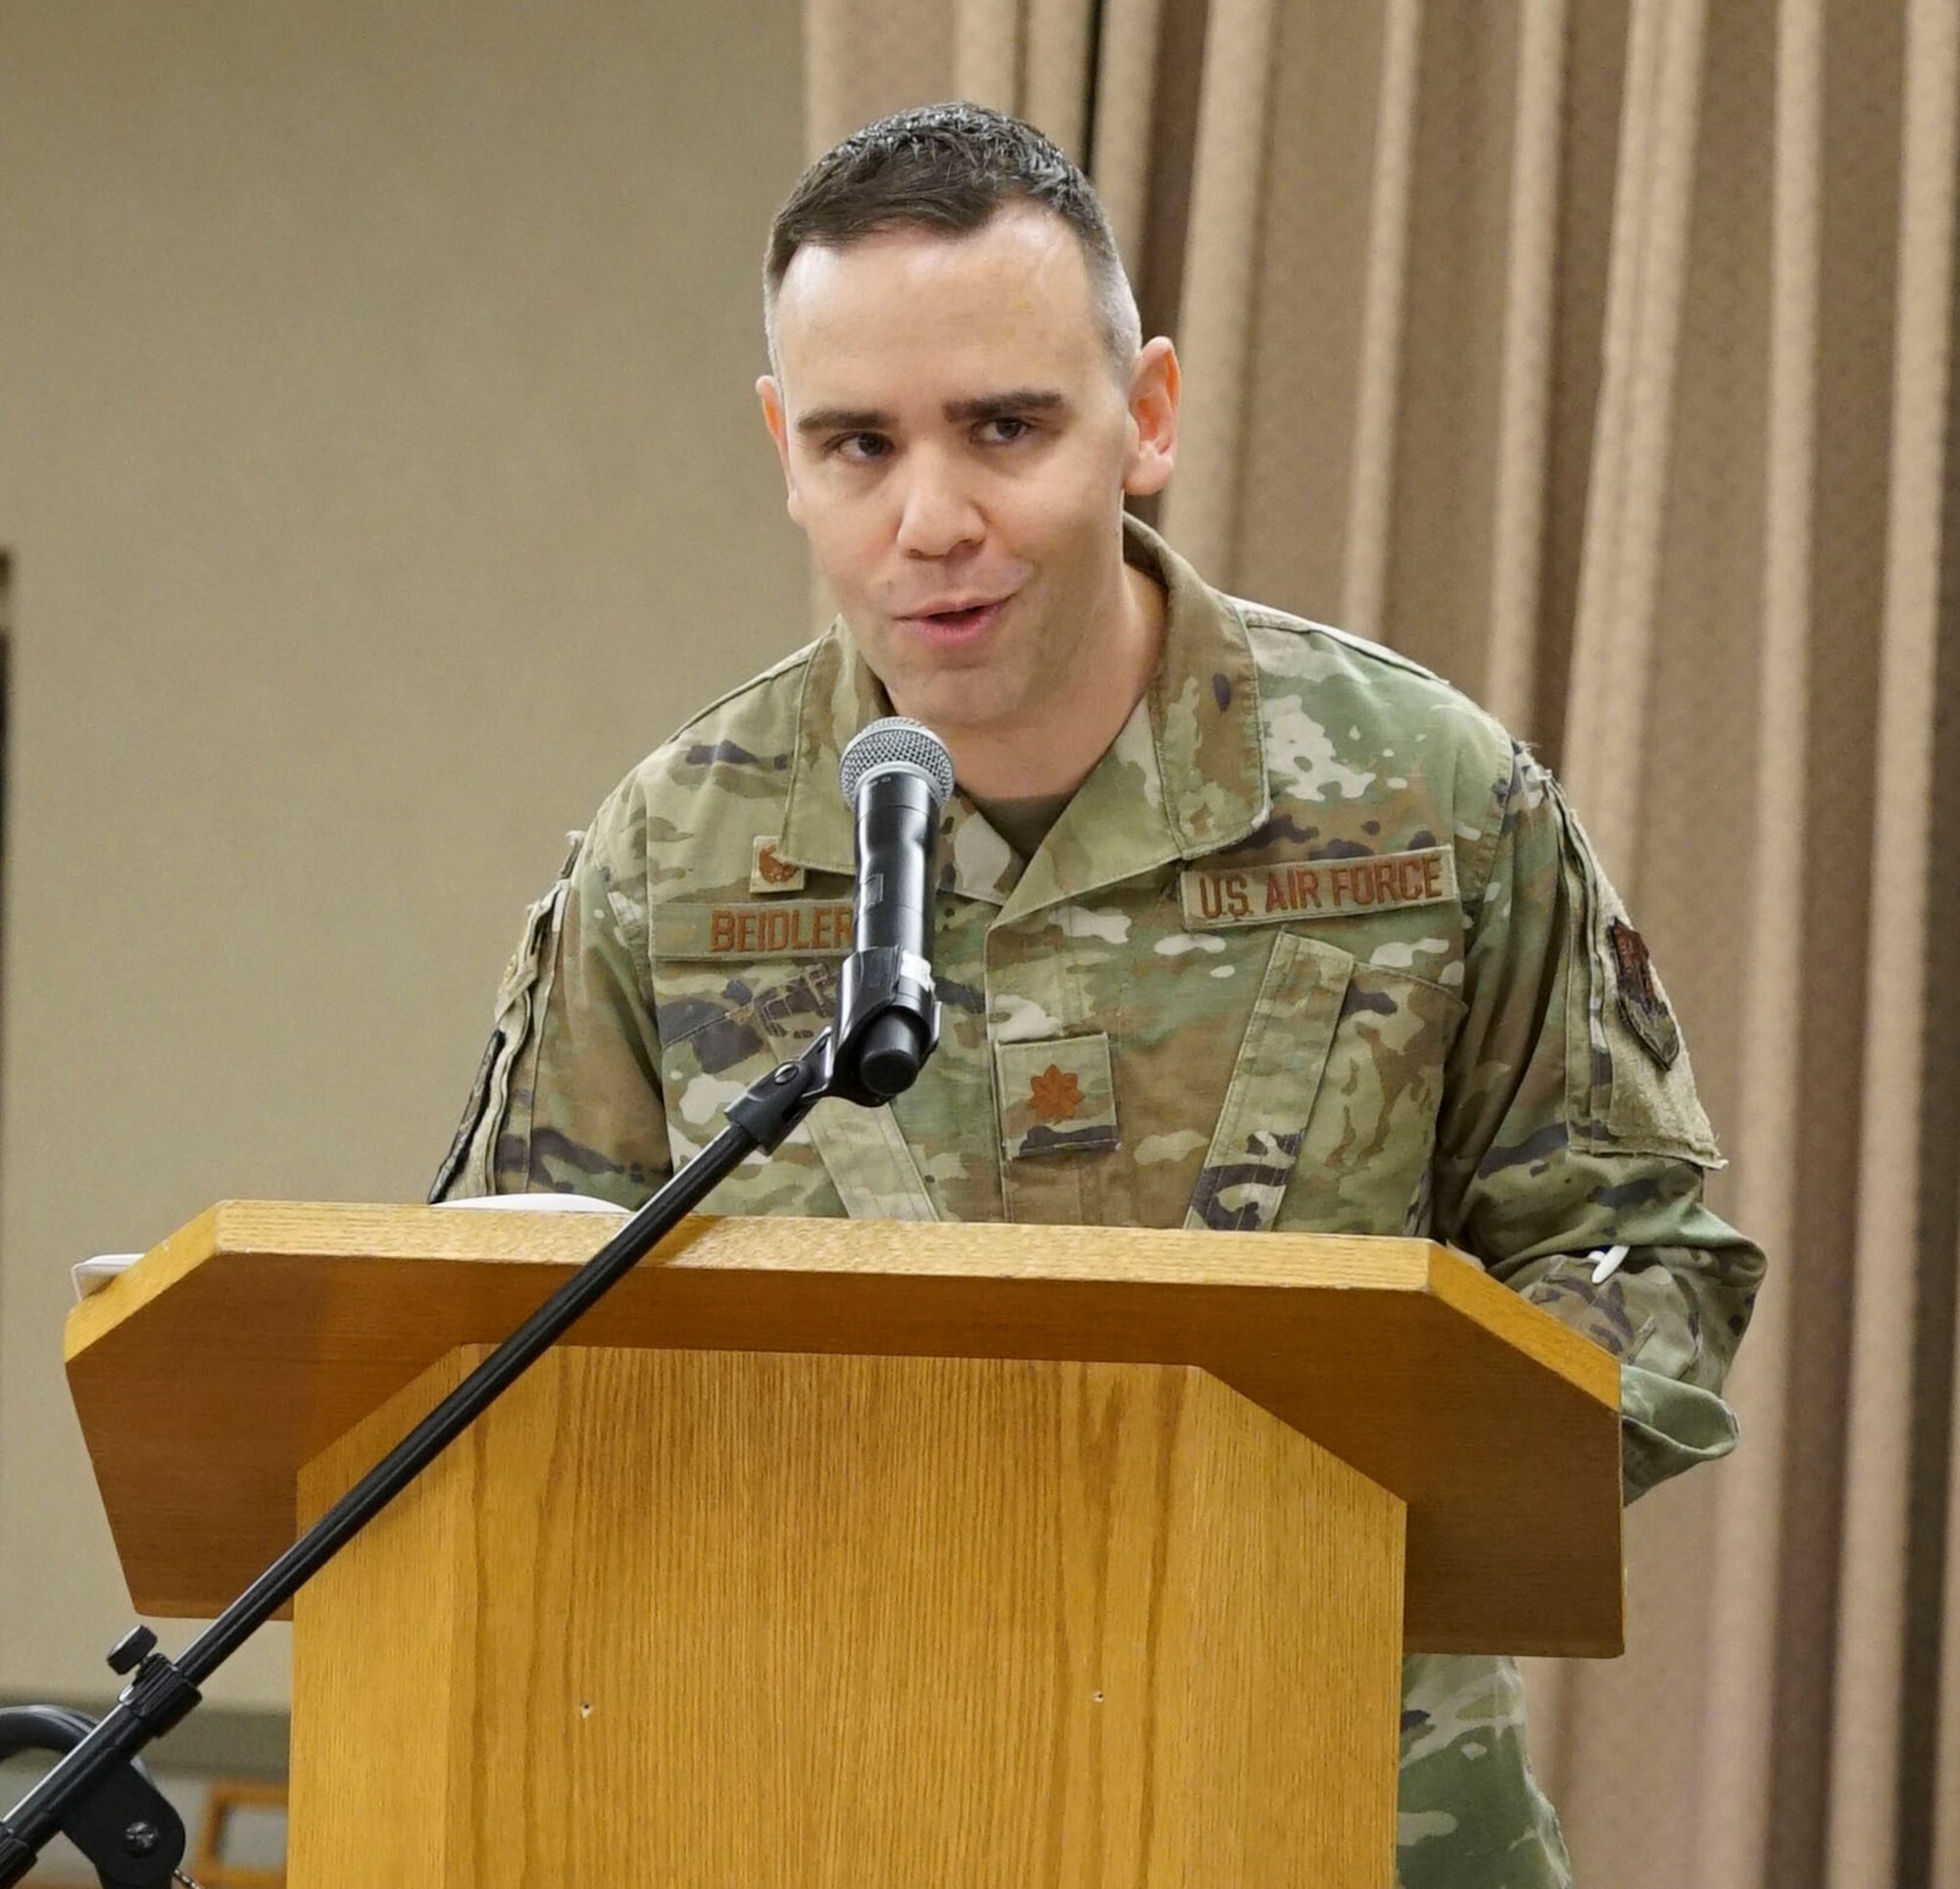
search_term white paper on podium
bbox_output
[437,1194,627,1215]
[72,1254,143,1301]
[73,1196,628,1301]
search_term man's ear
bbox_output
[756,375,806,526]
[1121,338,1179,499]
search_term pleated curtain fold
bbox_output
[798,3,1960,1882]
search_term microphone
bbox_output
[835,717,956,1099]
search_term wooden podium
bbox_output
[64,1202,1622,1886]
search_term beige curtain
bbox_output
[802,2,1960,1882]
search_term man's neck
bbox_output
[939,561,1167,800]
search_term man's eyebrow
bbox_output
[794,389,1069,436]
[944,389,1068,422]
[795,406,895,437]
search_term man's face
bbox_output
[759,206,1175,743]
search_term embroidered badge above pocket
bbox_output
[1180,847,1457,929]
[750,836,807,895]
[996,1033,1119,1158]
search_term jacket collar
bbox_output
[776,514,1270,920]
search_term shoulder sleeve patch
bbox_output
[1551,788,1721,1166]
[1606,919,1682,1069]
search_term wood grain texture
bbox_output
[64,1202,1622,1653]
[288,1347,1403,1887]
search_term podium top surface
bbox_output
[66,1201,1621,1656]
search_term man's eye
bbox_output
[831,433,890,462]
[979,416,1034,444]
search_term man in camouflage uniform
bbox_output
[434,104,1762,1886]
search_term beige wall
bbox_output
[0,2,807,1710]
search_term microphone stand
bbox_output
[0,953,937,1888]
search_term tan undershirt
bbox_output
[966,789,1075,863]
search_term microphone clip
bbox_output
[723,947,941,1154]
[830,945,941,1107]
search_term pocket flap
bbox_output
[1185,931,1352,1232]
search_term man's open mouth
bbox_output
[901,596,1012,638]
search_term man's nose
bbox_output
[893,452,984,557]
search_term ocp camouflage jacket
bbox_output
[435,514,1764,1887]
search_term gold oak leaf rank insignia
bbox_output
[1028,1064,1085,1123]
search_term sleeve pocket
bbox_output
[428,856,577,1201]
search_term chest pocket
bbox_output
[1185,931,1465,1235]
[657,961,938,1223]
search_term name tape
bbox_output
[1180,847,1457,929]
[655,900,857,960]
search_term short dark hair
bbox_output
[763,101,1142,374]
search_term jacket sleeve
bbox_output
[429,787,673,1207]
[1431,747,1766,1502]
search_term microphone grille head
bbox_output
[839,717,956,812]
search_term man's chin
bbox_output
[851,632,1002,708]
[880,671,1021,743]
